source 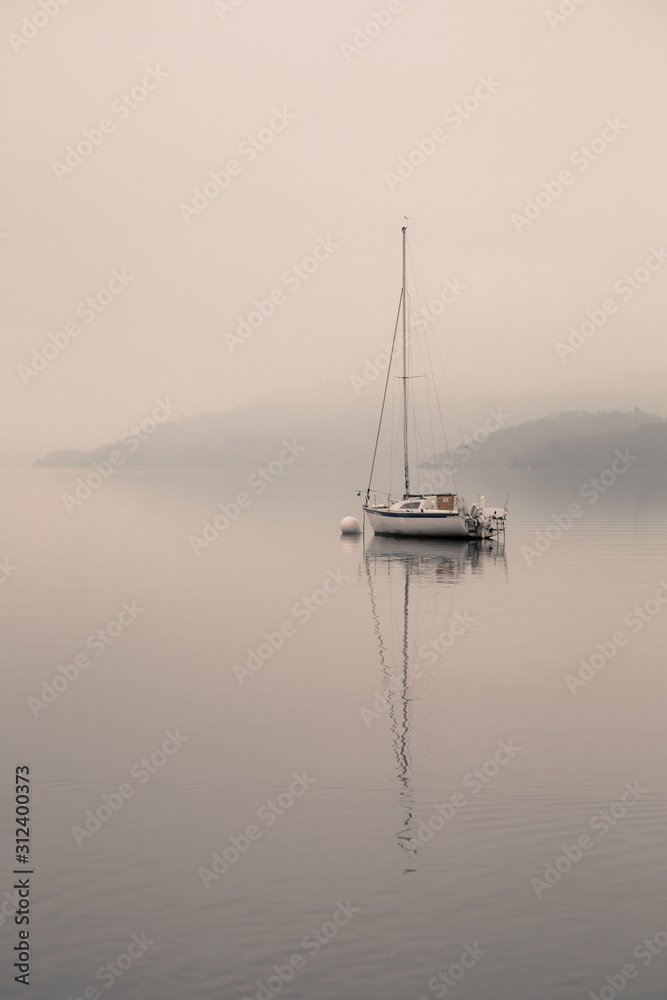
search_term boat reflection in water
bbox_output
[362,535,507,871]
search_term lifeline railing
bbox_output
[358,489,392,508]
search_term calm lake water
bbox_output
[1,462,666,1000]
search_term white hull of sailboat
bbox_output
[364,507,487,539]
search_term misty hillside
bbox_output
[33,405,667,471]
[445,408,666,468]
[32,397,378,470]
[511,417,667,468]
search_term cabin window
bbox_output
[400,502,421,509]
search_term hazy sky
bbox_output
[2,0,667,459]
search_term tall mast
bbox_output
[402,225,410,496]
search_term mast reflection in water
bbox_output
[362,535,507,872]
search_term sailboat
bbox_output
[361,226,508,540]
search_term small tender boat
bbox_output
[360,226,507,540]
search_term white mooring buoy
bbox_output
[340,516,362,535]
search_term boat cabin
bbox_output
[391,494,457,513]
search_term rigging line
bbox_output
[410,250,451,489]
[406,244,449,452]
[408,390,429,489]
[408,243,467,450]
[389,377,395,495]
[421,339,439,490]
[366,289,404,497]
[390,375,400,498]
[407,246,452,445]
[411,393,419,487]
[406,245,458,493]
[389,380,396,495]
[389,364,402,498]
[407,287,439,484]
[423,380,438,481]
[403,288,420,491]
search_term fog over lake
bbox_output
[3,1,667,997]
